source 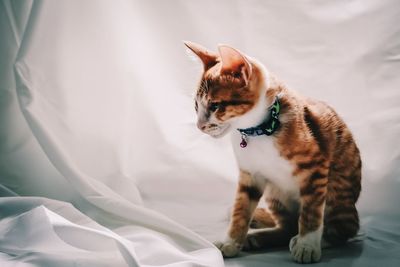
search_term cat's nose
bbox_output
[197,121,207,131]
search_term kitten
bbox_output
[185,41,362,263]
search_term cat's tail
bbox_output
[323,204,360,246]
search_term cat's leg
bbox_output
[244,198,298,250]
[215,170,265,257]
[289,169,328,264]
[249,207,276,229]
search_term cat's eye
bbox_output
[209,102,220,112]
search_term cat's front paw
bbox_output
[214,240,241,258]
[289,235,321,263]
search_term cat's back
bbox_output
[301,96,361,164]
[279,90,362,192]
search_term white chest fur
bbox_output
[231,131,299,199]
[227,65,299,203]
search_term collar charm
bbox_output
[237,95,281,148]
[240,133,248,148]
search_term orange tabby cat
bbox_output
[185,41,362,263]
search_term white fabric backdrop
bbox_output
[1,0,400,266]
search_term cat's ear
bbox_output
[184,41,218,70]
[218,45,252,84]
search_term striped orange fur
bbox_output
[185,42,362,263]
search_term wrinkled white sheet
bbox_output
[1,0,400,266]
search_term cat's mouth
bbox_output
[205,124,231,138]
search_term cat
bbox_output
[184,41,362,263]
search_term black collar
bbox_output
[237,95,281,148]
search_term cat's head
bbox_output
[185,41,265,138]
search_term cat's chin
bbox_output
[208,125,231,138]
